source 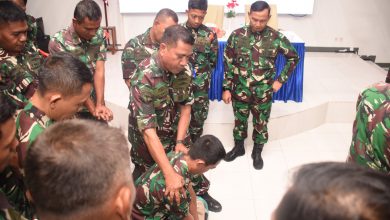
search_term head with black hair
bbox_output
[273,162,390,220]
[151,8,178,44]
[186,135,226,174]
[186,0,208,29]
[386,69,390,83]
[33,52,93,121]
[25,119,135,220]
[0,93,18,172]
[248,1,271,33]
[0,1,27,55]
[159,25,194,74]
[8,0,27,11]
[72,0,102,41]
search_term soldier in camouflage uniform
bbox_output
[3,0,39,53]
[49,0,112,122]
[347,71,390,173]
[182,0,222,212]
[25,120,136,220]
[0,1,43,109]
[2,53,92,219]
[132,135,226,220]
[128,25,194,205]
[121,8,178,89]
[222,1,299,169]
[16,53,92,166]
[0,93,28,220]
[182,0,218,143]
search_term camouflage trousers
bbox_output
[128,115,176,172]
[189,89,210,142]
[232,94,273,145]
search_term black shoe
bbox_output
[252,144,264,170]
[201,192,222,212]
[224,140,245,162]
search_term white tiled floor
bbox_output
[103,51,388,220]
[205,122,352,220]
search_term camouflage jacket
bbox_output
[122,28,159,79]
[48,24,107,75]
[0,167,31,220]
[26,14,38,53]
[182,23,218,89]
[128,53,193,142]
[132,152,192,219]
[348,82,390,173]
[223,26,299,102]
[16,102,54,167]
[0,48,42,109]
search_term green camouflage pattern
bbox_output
[25,15,38,53]
[347,82,390,173]
[16,102,54,167]
[223,26,299,144]
[182,23,218,141]
[0,167,32,220]
[0,47,42,109]
[131,152,192,220]
[121,28,159,80]
[49,25,106,74]
[48,25,107,102]
[128,53,194,170]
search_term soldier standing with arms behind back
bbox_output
[222,1,299,169]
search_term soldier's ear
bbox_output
[115,186,133,220]
[160,43,168,55]
[195,159,206,166]
[49,94,62,109]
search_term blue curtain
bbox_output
[208,41,305,103]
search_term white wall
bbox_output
[27,0,390,63]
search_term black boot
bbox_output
[224,140,245,162]
[200,192,222,212]
[252,144,264,170]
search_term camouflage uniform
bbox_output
[0,47,42,109]
[128,53,193,172]
[182,23,218,142]
[121,28,159,80]
[16,101,54,167]
[0,101,54,219]
[48,24,107,102]
[132,152,192,219]
[26,15,38,53]
[124,30,211,195]
[347,82,390,173]
[223,26,299,144]
[0,167,31,220]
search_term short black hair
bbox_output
[37,52,93,97]
[0,93,16,139]
[154,8,178,23]
[74,0,102,22]
[189,135,226,165]
[161,25,194,48]
[386,69,390,83]
[250,1,271,14]
[0,1,26,25]
[274,162,390,220]
[25,119,133,218]
[188,0,208,11]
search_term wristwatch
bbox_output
[176,140,184,144]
